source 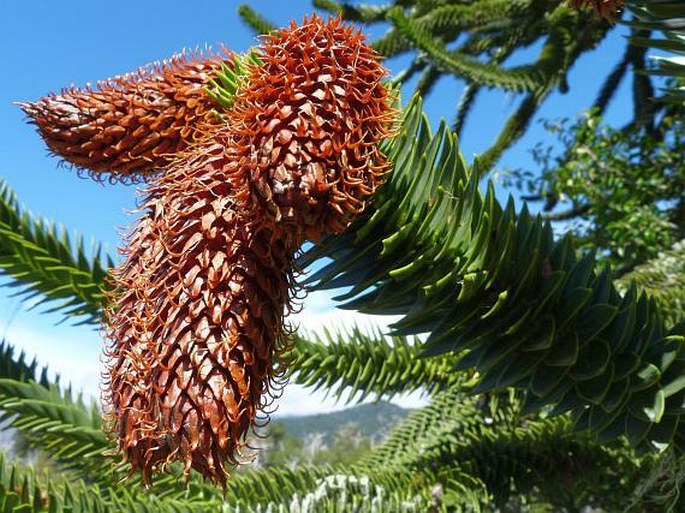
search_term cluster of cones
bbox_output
[22,16,394,486]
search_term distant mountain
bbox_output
[274,401,410,444]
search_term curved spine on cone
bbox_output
[20,50,235,182]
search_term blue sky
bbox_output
[0,1,638,414]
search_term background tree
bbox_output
[508,105,685,272]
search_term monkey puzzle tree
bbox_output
[0,1,682,512]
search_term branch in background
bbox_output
[542,203,591,221]
[237,4,276,35]
[388,57,427,87]
[478,8,608,173]
[387,7,549,93]
[415,65,441,98]
[630,28,656,132]
[617,239,685,328]
[312,0,393,22]
[453,43,520,135]
[593,43,632,114]
[478,89,551,172]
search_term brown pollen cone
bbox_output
[103,15,395,486]
[569,0,624,20]
[103,139,294,486]
[20,51,233,182]
[228,14,396,241]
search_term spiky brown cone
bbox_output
[104,15,395,486]
[569,0,624,20]
[228,15,396,240]
[103,139,294,485]
[20,51,233,182]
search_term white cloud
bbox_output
[272,384,428,418]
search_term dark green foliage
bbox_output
[628,0,685,103]
[356,388,649,510]
[299,95,685,451]
[0,181,112,325]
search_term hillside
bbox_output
[274,401,411,445]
